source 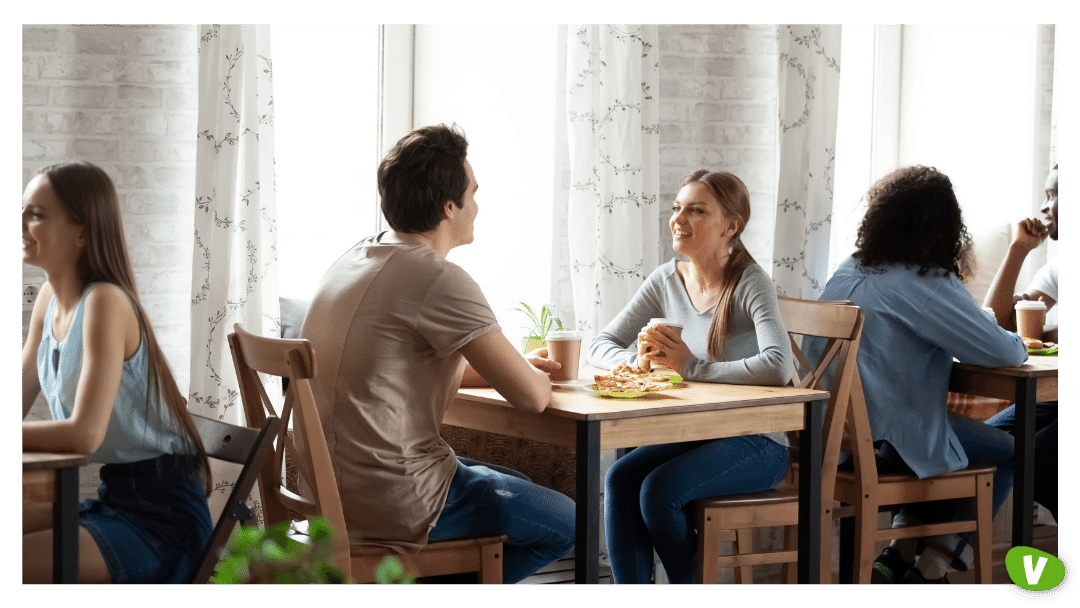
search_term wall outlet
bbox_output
[23,283,41,311]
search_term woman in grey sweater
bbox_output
[589,170,793,584]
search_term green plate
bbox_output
[586,382,687,399]
[1028,348,1058,356]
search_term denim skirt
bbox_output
[79,454,213,583]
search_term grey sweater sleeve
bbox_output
[588,263,792,386]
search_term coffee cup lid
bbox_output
[546,330,583,340]
[1015,300,1047,311]
[648,317,684,328]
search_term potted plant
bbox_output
[212,516,413,584]
[515,302,565,353]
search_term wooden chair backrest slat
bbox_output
[776,296,864,577]
[228,323,351,574]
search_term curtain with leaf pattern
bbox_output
[565,25,661,341]
[189,24,280,430]
[771,25,842,298]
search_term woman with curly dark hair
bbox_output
[810,166,1027,583]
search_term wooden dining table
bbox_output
[949,355,1058,548]
[445,368,829,584]
[23,451,88,583]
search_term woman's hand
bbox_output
[638,325,691,374]
[525,347,562,375]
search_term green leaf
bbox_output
[375,555,404,584]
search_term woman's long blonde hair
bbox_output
[41,161,211,495]
[681,170,756,360]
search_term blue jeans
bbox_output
[80,454,212,583]
[879,411,1014,565]
[604,435,790,584]
[879,411,1015,522]
[428,457,575,583]
[986,402,1057,519]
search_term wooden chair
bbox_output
[227,323,506,583]
[189,413,282,583]
[835,365,996,583]
[694,297,864,584]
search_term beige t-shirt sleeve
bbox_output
[416,262,501,358]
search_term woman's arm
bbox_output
[680,268,793,385]
[587,269,666,370]
[22,282,52,419]
[22,285,138,454]
[921,278,1028,368]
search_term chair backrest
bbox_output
[781,296,882,490]
[227,323,352,573]
[188,413,281,584]
[777,297,864,535]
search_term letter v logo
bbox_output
[1023,554,1047,585]
[1002,544,1071,600]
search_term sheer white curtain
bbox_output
[771,25,842,298]
[565,25,660,339]
[189,24,279,425]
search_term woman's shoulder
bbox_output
[643,258,680,287]
[735,262,775,291]
[84,282,137,318]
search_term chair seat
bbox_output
[834,462,997,488]
[350,535,508,583]
[350,535,508,557]
[697,484,799,509]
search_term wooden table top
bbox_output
[951,355,1058,378]
[456,367,828,422]
[23,452,89,471]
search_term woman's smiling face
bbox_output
[21,173,85,272]
[669,181,737,258]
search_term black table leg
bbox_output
[798,400,823,583]
[54,466,79,583]
[1012,378,1037,548]
[575,420,601,584]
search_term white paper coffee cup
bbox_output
[1015,300,1047,341]
[546,330,583,381]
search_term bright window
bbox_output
[272,24,382,302]
[413,25,560,347]
[831,25,1047,277]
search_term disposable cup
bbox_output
[641,318,685,369]
[1015,301,1047,341]
[546,330,582,382]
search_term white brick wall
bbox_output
[657,25,778,267]
[22,24,199,497]
[554,25,780,323]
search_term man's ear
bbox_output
[443,199,457,221]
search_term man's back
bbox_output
[301,233,500,549]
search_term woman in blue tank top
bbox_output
[22,161,213,583]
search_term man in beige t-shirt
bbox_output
[302,124,574,583]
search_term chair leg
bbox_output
[695,509,721,584]
[973,474,994,584]
[853,499,877,584]
[733,528,755,583]
[782,524,799,584]
[478,542,503,584]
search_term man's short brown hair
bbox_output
[378,124,469,233]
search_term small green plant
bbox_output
[211,516,413,584]
[515,302,565,353]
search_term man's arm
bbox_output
[458,330,553,413]
[982,218,1048,330]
